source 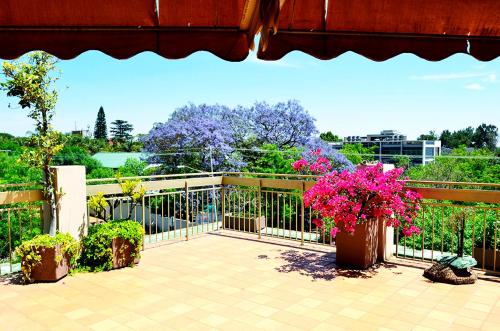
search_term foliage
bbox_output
[398,204,497,256]
[118,158,147,177]
[417,131,438,141]
[319,131,342,142]
[0,152,42,184]
[408,147,500,183]
[94,106,108,140]
[1,51,64,236]
[338,143,377,165]
[247,144,301,174]
[78,220,144,272]
[0,207,42,260]
[87,192,109,220]
[473,124,498,150]
[439,124,498,151]
[251,100,317,148]
[86,167,115,180]
[53,145,103,174]
[15,232,80,283]
[300,161,422,238]
[110,119,133,143]
[116,177,146,219]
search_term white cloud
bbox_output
[482,73,496,83]
[410,72,493,81]
[464,83,484,91]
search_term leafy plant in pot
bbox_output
[293,154,422,269]
[16,233,79,283]
[3,52,70,283]
[82,179,145,271]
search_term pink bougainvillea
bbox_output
[298,160,421,238]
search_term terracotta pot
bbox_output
[112,238,140,269]
[224,215,266,233]
[473,247,500,270]
[26,245,69,282]
[335,220,379,269]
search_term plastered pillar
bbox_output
[52,166,88,240]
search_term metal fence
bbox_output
[0,183,43,275]
[2,173,499,275]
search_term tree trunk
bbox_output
[43,164,58,236]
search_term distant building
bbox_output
[331,130,441,165]
[92,152,149,169]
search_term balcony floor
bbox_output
[1,231,500,331]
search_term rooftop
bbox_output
[2,231,499,331]
[92,152,149,169]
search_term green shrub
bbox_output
[15,232,80,283]
[79,220,144,272]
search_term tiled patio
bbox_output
[1,231,500,331]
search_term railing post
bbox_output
[141,196,146,251]
[185,181,189,241]
[221,185,225,230]
[258,180,262,240]
[301,181,305,246]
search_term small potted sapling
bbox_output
[424,208,477,285]
[81,179,145,271]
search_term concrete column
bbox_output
[52,166,88,240]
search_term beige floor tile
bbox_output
[0,231,498,331]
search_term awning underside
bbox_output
[1,0,499,62]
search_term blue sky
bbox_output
[0,50,498,140]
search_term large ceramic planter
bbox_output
[25,245,69,282]
[473,247,500,270]
[224,215,266,233]
[335,220,379,269]
[112,238,140,269]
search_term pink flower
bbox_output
[312,218,324,229]
[292,158,308,171]
[301,162,421,236]
[330,227,339,238]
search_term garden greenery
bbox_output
[78,220,144,272]
[15,232,80,283]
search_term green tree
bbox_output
[1,52,64,236]
[319,131,342,142]
[110,120,133,143]
[53,145,103,174]
[439,130,453,148]
[339,143,376,165]
[417,130,438,141]
[246,144,301,174]
[473,124,498,151]
[94,106,108,140]
[118,158,147,177]
[408,147,499,183]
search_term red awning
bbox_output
[0,0,249,61]
[0,0,499,61]
[258,0,500,61]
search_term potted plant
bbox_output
[473,219,499,270]
[79,219,144,271]
[82,179,146,271]
[16,233,79,283]
[294,156,421,269]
